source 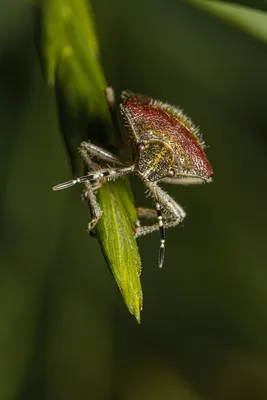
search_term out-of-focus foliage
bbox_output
[194,0,267,12]
[188,0,267,43]
[1,0,267,399]
[37,0,142,321]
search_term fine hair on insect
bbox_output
[53,87,213,268]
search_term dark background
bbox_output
[1,1,267,399]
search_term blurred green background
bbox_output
[1,0,267,399]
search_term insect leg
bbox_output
[136,206,183,221]
[134,208,175,237]
[152,184,186,222]
[83,181,103,233]
[136,207,158,219]
[79,141,124,167]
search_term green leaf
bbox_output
[96,179,142,322]
[36,0,142,321]
[187,0,267,44]
[196,1,267,13]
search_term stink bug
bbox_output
[53,88,212,268]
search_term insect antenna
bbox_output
[156,202,165,268]
[53,166,135,192]
[52,171,111,191]
[53,175,93,191]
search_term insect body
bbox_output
[53,88,212,268]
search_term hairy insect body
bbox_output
[122,93,212,183]
[53,88,213,268]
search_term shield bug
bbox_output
[53,87,212,268]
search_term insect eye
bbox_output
[168,168,175,177]
[137,142,145,151]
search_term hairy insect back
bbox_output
[122,93,212,181]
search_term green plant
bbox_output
[36,0,142,322]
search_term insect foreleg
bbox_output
[79,141,124,167]
[83,181,103,233]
